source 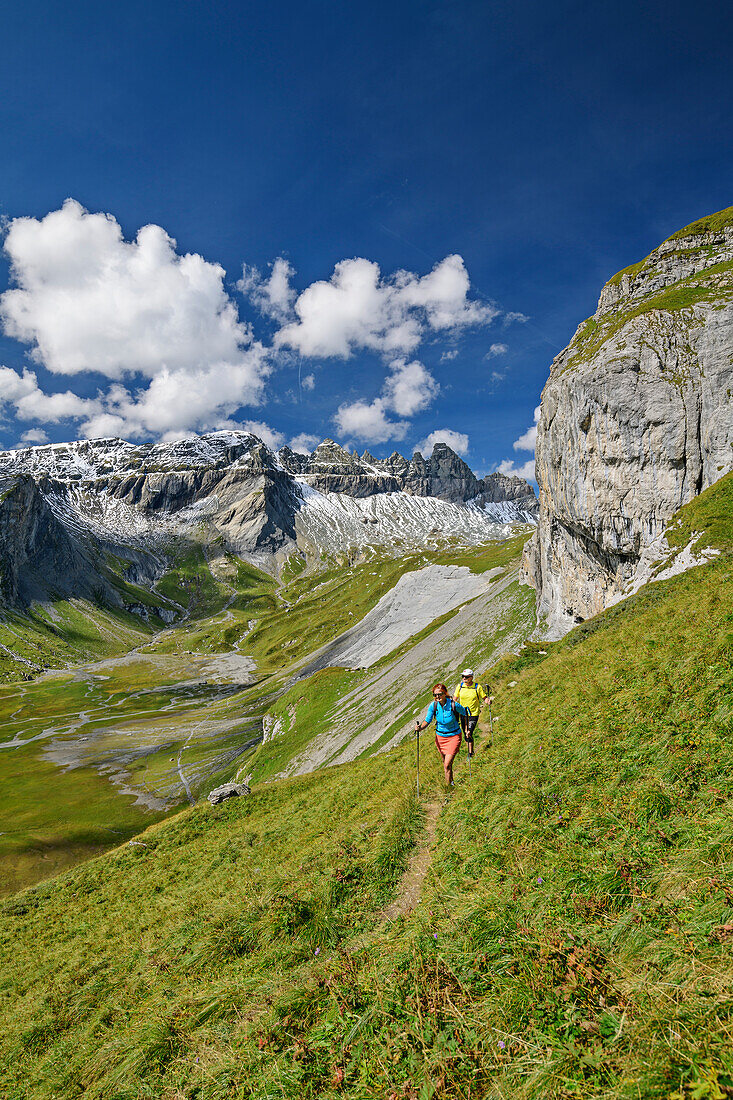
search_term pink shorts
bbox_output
[435,733,461,758]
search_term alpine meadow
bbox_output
[0,203,731,1100]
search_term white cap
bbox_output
[462,668,474,677]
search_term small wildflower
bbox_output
[315,947,321,955]
[433,933,438,939]
[537,876,543,884]
[498,1040,506,1049]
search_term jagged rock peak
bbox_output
[0,430,538,512]
[276,438,537,508]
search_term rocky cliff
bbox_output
[0,474,172,614]
[524,206,733,637]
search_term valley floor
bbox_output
[0,533,533,895]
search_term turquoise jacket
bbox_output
[424,697,468,737]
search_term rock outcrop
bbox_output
[524,207,733,637]
[0,476,91,605]
[207,781,250,805]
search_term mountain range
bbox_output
[0,435,536,613]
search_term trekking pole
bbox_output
[415,722,421,798]
[486,686,494,748]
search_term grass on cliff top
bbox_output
[608,204,733,287]
[669,204,733,241]
[568,258,733,368]
[1,476,732,1098]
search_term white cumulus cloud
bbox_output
[237,420,285,450]
[275,254,498,359]
[288,432,320,454]
[334,398,408,444]
[17,428,49,445]
[417,429,469,457]
[0,365,38,406]
[382,358,439,417]
[497,458,536,480]
[2,199,257,380]
[0,201,525,450]
[333,357,439,444]
[496,405,541,481]
[238,257,296,323]
[513,405,541,451]
[0,200,270,440]
[0,366,100,425]
[17,386,100,424]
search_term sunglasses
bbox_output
[433,692,445,697]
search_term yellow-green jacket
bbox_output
[453,681,487,716]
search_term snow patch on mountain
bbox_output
[295,483,533,556]
[0,431,257,480]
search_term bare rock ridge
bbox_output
[523,206,733,637]
[0,433,537,610]
[279,439,534,508]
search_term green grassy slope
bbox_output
[0,476,731,1098]
[242,533,533,784]
[0,597,158,683]
[0,534,533,898]
[0,545,195,686]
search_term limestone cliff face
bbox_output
[524,209,733,637]
[0,475,165,611]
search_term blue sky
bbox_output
[0,0,731,478]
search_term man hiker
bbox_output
[415,684,469,788]
[453,668,487,757]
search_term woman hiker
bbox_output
[453,668,487,757]
[415,683,469,788]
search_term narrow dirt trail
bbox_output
[381,797,444,922]
[340,796,445,959]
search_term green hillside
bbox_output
[0,533,533,897]
[1,474,731,1098]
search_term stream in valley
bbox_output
[0,648,264,896]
